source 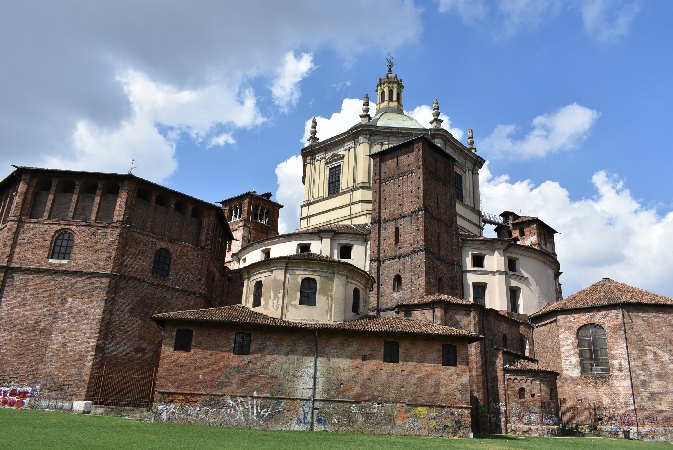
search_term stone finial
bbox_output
[308,117,319,144]
[429,98,443,129]
[360,93,371,124]
[467,128,476,152]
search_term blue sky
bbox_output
[1,0,672,297]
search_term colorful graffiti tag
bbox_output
[0,386,34,408]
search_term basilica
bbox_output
[0,63,671,440]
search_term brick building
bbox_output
[0,167,233,406]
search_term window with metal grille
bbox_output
[50,231,74,260]
[299,278,317,306]
[473,283,486,306]
[578,324,610,375]
[455,172,464,202]
[174,329,193,352]
[252,281,262,307]
[442,344,457,367]
[233,332,251,355]
[152,248,171,277]
[327,165,341,196]
[384,341,399,363]
[352,288,360,314]
[393,275,402,293]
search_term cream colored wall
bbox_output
[461,240,558,314]
[234,231,370,272]
[241,260,371,323]
[300,127,484,235]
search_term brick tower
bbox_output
[370,136,463,314]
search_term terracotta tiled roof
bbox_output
[532,278,673,318]
[396,294,473,307]
[299,224,371,235]
[504,359,558,374]
[153,305,480,340]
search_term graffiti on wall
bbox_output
[0,386,36,408]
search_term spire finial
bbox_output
[308,117,319,144]
[360,93,371,123]
[467,128,476,152]
[429,99,443,129]
[386,53,394,73]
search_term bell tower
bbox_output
[376,55,404,113]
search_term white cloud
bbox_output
[480,163,673,297]
[580,0,641,44]
[300,98,375,143]
[208,133,236,147]
[275,155,305,233]
[482,103,600,159]
[438,0,640,42]
[406,104,463,141]
[271,52,316,112]
[0,1,422,181]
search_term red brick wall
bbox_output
[370,139,461,313]
[153,321,472,435]
[505,370,559,431]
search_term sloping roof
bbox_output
[396,294,473,308]
[153,304,480,340]
[300,224,371,235]
[532,278,673,318]
[504,359,558,374]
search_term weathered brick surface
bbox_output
[0,168,232,405]
[153,322,472,436]
[532,305,673,440]
[505,370,559,432]
[370,138,462,313]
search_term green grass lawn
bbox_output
[0,409,669,450]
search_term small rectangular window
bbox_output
[442,344,458,367]
[262,249,271,260]
[455,172,464,202]
[233,332,251,355]
[174,329,193,352]
[473,283,486,306]
[339,244,352,259]
[508,258,517,272]
[471,254,485,268]
[297,244,311,254]
[328,165,341,196]
[509,288,520,313]
[383,340,399,363]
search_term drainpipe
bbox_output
[620,304,640,437]
[309,329,319,431]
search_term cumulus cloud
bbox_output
[482,103,600,159]
[438,0,640,42]
[208,133,236,148]
[0,1,422,182]
[300,98,374,143]
[272,52,316,112]
[275,155,305,233]
[480,163,673,297]
[406,104,463,141]
[580,0,641,43]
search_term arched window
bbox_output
[152,248,171,277]
[352,288,360,314]
[299,277,317,306]
[380,90,385,103]
[252,280,263,307]
[518,387,526,400]
[578,324,610,375]
[50,231,74,260]
[393,275,402,293]
[388,88,393,102]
